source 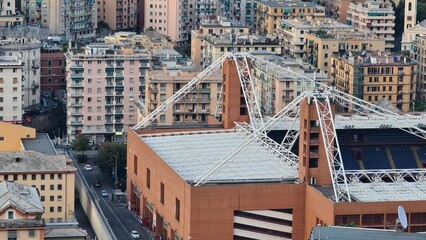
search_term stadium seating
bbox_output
[389,147,418,169]
[361,146,391,169]
[340,148,361,170]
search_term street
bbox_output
[70,150,149,240]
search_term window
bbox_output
[28,229,35,237]
[13,175,17,181]
[50,196,54,201]
[50,207,54,212]
[8,230,17,240]
[50,185,54,190]
[50,174,54,180]
[8,211,13,219]
[160,182,165,204]
[41,174,45,180]
[58,195,62,201]
[146,168,151,189]
[58,206,62,212]
[32,175,36,180]
[23,174,27,180]
[41,196,45,202]
[134,155,138,174]
[58,174,62,180]
[41,185,45,191]
[175,198,180,221]
[58,184,62,190]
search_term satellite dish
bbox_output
[397,206,408,230]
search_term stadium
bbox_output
[126,53,426,240]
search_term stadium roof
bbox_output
[139,130,298,184]
[310,226,426,240]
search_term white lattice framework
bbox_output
[214,84,223,120]
[279,109,300,160]
[232,54,265,130]
[193,92,307,186]
[313,95,351,202]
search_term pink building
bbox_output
[40,48,66,91]
[98,0,138,31]
[66,43,151,143]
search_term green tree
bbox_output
[418,2,426,23]
[72,135,91,163]
[97,143,127,186]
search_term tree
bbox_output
[97,142,127,187]
[72,135,91,163]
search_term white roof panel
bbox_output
[139,130,298,184]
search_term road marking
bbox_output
[100,196,133,239]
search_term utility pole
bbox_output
[114,155,118,189]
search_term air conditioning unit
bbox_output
[310,177,316,186]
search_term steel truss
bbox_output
[345,169,426,201]
[233,54,264,130]
[133,52,232,130]
[313,94,351,202]
[214,84,223,120]
[193,92,307,186]
[279,109,301,160]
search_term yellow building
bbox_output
[331,52,417,112]
[104,31,173,51]
[0,122,76,223]
[256,1,325,34]
[0,181,45,240]
[304,30,386,75]
[0,122,35,151]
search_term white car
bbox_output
[101,190,108,198]
[130,230,140,239]
[84,165,92,171]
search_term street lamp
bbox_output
[114,154,118,189]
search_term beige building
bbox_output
[66,40,151,143]
[97,0,137,31]
[22,0,97,40]
[0,56,24,122]
[143,0,218,43]
[347,0,395,50]
[413,35,426,100]
[331,52,417,112]
[191,18,250,69]
[252,55,329,114]
[104,31,173,51]
[145,57,221,126]
[0,182,46,240]
[319,0,364,23]
[0,38,41,108]
[277,18,352,58]
[256,1,325,34]
[304,30,386,74]
[0,0,24,27]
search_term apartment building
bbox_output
[191,17,250,69]
[97,0,137,31]
[318,0,364,23]
[331,52,417,112]
[143,0,218,43]
[304,30,386,74]
[413,35,426,100]
[66,42,151,143]
[145,55,221,126]
[40,46,66,91]
[204,34,283,68]
[0,38,41,108]
[22,0,97,40]
[347,0,395,50]
[256,1,325,34]
[0,0,25,27]
[277,18,352,58]
[0,182,46,240]
[104,31,173,51]
[252,55,328,114]
[0,56,24,122]
[219,0,256,27]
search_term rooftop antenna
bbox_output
[395,206,408,231]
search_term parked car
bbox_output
[130,230,140,239]
[101,190,108,198]
[84,165,92,171]
[43,92,50,98]
[95,180,102,187]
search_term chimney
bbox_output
[14,156,22,162]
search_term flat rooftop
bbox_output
[22,133,57,156]
[139,130,298,184]
[311,226,426,240]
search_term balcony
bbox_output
[70,102,82,107]
[70,121,83,125]
[70,92,83,97]
[71,111,83,116]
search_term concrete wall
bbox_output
[72,152,116,240]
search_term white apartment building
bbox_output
[219,0,256,28]
[0,0,25,27]
[66,42,151,143]
[21,0,97,40]
[0,38,41,108]
[0,56,23,122]
[277,18,352,58]
[347,0,395,50]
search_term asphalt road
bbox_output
[72,152,149,240]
